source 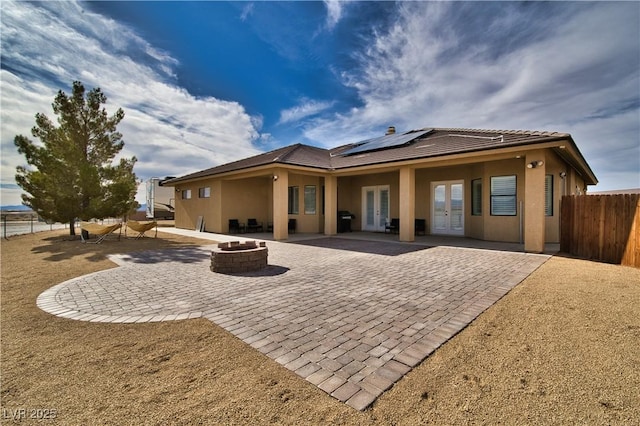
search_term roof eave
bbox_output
[163,132,598,186]
[162,161,331,185]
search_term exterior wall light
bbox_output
[273,175,278,181]
[527,160,544,169]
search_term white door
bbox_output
[431,180,464,235]
[362,185,390,232]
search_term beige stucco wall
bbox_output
[173,178,219,231]
[172,147,582,244]
[287,173,324,234]
[221,177,271,232]
[543,151,565,243]
[337,172,399,231]
[482,158,524,242]
[174,175,272,233]
[415,163,485,239]
[173,170,331,236]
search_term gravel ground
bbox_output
[1,230,639,424]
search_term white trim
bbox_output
[431,180,464,236]
[362,185,390,232]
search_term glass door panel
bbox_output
[433,184,446,232]
[365,189,375,229]
[362,185,390,232]
[431,180,464,235]
[379,187,389,229]
[450,183,463,231]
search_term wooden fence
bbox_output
[560,194,640,268]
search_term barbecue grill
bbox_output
[338,210,355,233]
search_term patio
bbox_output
[37,229,550,410]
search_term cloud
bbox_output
[1,0,261,206]
[324,0,344,30]
[278,99,336,125]
[240,3,254,22]
[302,2,639,189]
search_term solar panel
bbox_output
[341,129,433,156]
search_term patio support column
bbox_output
[399,166,415,242]
[273,169,289,240]
[324,174,337,236]
[212,179,223,233]
[524,150,546,253]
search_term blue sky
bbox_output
[1,1,639,206]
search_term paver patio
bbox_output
[37,234,549,410]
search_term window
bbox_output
[288,186,299,214]
[545,174,553,216]
[304,185,316,215]
[181,189,192,200]
[198,187,210,198]
[490,175,516,216]
[472,179,482,216]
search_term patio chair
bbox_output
[229,219,245,234]
[80,222,122,244]
[288,218,296,234]
[415,219,426,236]
[247,218,263,233]
[125,220,158,239]
[385,218,399,234]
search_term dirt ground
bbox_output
[1,229,639,424]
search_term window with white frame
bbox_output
[198,187,210,198]
[181,189,192,200]
[490,175,516,216]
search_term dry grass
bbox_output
[1,229,639,424]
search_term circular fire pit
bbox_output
[210,241,268,274]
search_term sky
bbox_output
[1,1,639,207]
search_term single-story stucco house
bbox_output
[164,126,597,253]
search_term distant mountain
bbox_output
[2,204,148,212]
[0,205,32,211]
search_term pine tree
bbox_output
[14,81,138,235]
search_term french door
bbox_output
[431,180,464,235]
[362,185,390,232]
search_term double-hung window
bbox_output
[304,185,316,215]
[490,176,516,216]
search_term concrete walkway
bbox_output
[37,229,550,410]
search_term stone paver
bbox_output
[36,234,549,410]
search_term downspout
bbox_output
[519,200,524,244]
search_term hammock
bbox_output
[80,222,122,244]
[125,220,158,239]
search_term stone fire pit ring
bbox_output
[210,240,268,274]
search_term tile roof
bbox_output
[329,128,571,169]
[165,144,331,183]
[166,127,594,184]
